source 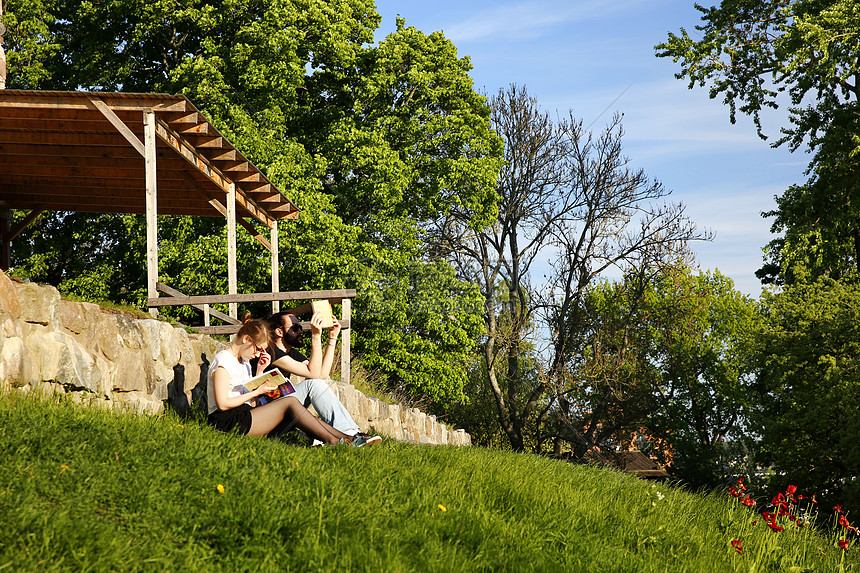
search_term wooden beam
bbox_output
[8,207,45,241]
[154,116,277,228]
[227,181,238,320]
[271,220,279,314]
[89,97,145,157]
[341,298,352,385]
[195,188,271,251]
[0,92,188,113]
[0,210,9,271]
[147,289,357,307]
[156,282,240,325]
[144,110,159,318]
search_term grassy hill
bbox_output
[1,392,856,572]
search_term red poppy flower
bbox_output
[767,522,785,532]
[728,486,740,498]
[741,495,755,507]
[788,514,797,522]
[731,539,744,555]
[811,495,818,504]
[834,505,844,513]
[838,515,858,532]
[786,485,797,495]
[772,493,785,506]
[839,539,850,550]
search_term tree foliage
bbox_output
[753,279,860,508]
[656,0,860,285]
[2,0,502,405]
[433,85,708,451]
[565,267,760,488]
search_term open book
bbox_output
[311,299,335,328]
[244,369,297,406]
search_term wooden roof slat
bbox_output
[0,90,300,224]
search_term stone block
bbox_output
[112,348,152,393]
[25,330,102,394]
[0,270,21,319]
[16,282,61,326]
[92,313,122,362]
[59,299,100,335]
[116,314,145,349]
[0,336,27,387]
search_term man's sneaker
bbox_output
[351,435,382,448]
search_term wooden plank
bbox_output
[8,208,46,241]
[147,289,357,306]
[0,131,137,146]
[271,220,279,313]
[0,152,208,171]
[341,298,352,384]
[193,319,351,336]
[227,182,238,319]
[89,97,145,157]
[0,142,176,159]
[193,325,242,335]
[156,282,240,325]
[0,93,188,113]
[144,110,159,318]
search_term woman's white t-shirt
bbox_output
[207,349,253,415]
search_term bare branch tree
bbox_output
[431,84,711,451]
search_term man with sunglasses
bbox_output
[251,310,380,446]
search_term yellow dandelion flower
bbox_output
[61,465,69,470]
[438,504,447,512]
[216,484,225,494]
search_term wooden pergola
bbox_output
[0,90,299,319]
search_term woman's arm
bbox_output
[211,367,276,411]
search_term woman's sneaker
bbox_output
[351,435,382,448]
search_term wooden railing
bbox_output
[149,283,356,384]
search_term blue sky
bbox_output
[372,0,809,297]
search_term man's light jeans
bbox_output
[291,378,360,435]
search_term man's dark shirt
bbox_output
[250,346,308,377]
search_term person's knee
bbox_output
[304,378,331,399]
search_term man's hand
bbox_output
[310,311,325,336]
[328,316,342,342]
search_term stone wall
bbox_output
[0,270,470,446]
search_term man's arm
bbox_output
[318,318,342,379]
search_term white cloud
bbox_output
[442,0,648,43]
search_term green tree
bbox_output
[656,0,860,284]
[549,266,759,488]
[3,0,502,405]
[753,279,860,508]
[433,85,706,451]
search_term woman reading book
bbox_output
[206,318,357,445]
[252,310,381,447]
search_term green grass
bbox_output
[1,392,857,572]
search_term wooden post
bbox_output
[0,209,10,270]
[0,0,6,91]
[144,110,159,317]
[226,182,238,319]
[271,220,279,313]
[341,298,351,384]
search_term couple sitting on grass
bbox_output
[206,309,382,448]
